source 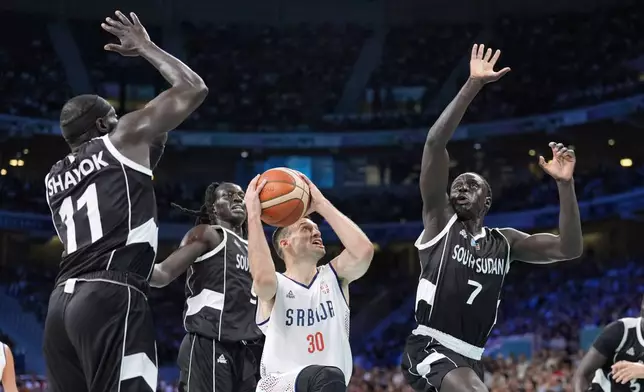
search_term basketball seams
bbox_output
[261,187,304,209]
[259,183,310,202]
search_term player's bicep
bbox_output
[502,228,570,263]
[253,271,277,302]
[575,347,608,383]
[115,86,207,144]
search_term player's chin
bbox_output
[454,205,476,220]
[310,246,326,257]
[230,209,247,221]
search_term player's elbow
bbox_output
[560,242,583,260]
[149,265,169,288]
[175,79,209,104]
[184,80,209,103]
[355,242,375,264]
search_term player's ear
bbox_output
[95,116,109,133]
[484,196,492,209]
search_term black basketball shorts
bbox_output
[177,333,261,392]
[43,275,158,392]
[401,334,484,392]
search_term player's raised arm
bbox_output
[297,174,374,286]
[245,176,278,302]
[501,142,583,263]
[573,321,624,392]
[150,224,222,288]
[420,45,510,238]
[101,11,208,149]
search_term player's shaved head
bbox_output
[60,94,116,150]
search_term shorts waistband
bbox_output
[412,325,484,360]
[56,270,149,298]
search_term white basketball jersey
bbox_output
[0,342,6,380]
[257,264,352,386]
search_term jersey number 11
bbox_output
[58,183,104,254]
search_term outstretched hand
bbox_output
[101,11,151,57]
[469,44,511,84]
[539,142,576,182]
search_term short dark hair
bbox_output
[60,94,110,147]
[272,226,290,259]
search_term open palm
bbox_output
[469,44,511,84]
[539,142,576,182]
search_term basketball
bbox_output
[257,168,310,227]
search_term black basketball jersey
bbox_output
[45,135,158,285]
[591,317,644,392]
[413,214,511,359]
[183,226,262,342]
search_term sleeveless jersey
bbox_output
[413,214,511,360]
[0,342,5,380]
[183,226,262,342]
[45,135,159,285]
[257,264,352,386]
[592,317,644,392]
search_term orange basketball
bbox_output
[257,168,310,227]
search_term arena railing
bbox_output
[0,94,642,149]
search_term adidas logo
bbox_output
[217,354,227,364]
[626,347,635,356]
[286,290,295,299]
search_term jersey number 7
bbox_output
[307,332,325,353]
[58,183,104,254]
[466,280,483,305]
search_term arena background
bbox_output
[0,0,643,389]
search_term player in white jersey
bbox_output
[245,172,374,392]
[0,341,18,392]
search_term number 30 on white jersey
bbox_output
[256,264,353,390]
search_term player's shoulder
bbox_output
[181,224,224,249]
[317,263,337,278]
[600,319,627,339]
[617,317,641,329]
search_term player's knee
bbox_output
[296,365,346,392]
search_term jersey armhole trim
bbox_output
[327,262,349,307]
[616,320,629,352]
[494,228,513,267]
[194,228,227,263]
[102,135,153,177]
[415,214,458,250]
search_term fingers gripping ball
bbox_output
[258,168,310,227]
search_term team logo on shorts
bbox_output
[320,282,329,294]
